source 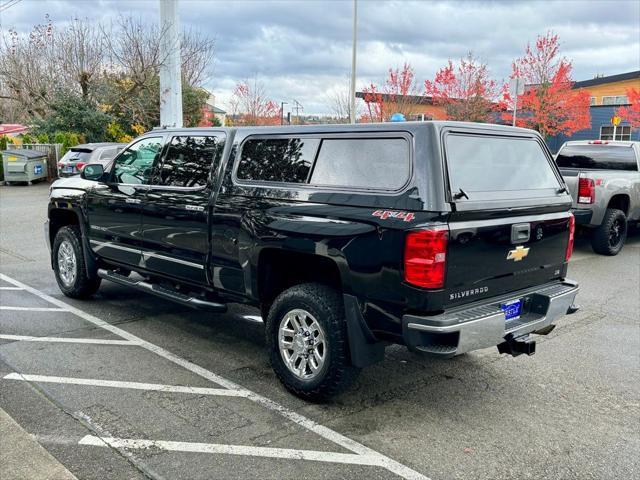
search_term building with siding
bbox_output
[547,70,639,152]
[198,94,227,127]
[355,92,447,122]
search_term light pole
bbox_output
[159,0,183,127]
[349,0,357,124]
[280,101,288,125]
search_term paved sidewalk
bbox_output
[0,407,77,480]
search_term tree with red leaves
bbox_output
[424,53,499,123]
[503,32,591,138]
[383,62,422,117]
[229,76,280,126]
[361,83,385,123]
[361,63,422,122]
[616,88,640,128]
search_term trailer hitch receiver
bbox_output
[497,335,536,357]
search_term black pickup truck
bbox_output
[46,122,579,400]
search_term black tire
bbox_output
[265,283,359,401]
[52,225,101,298]
[591,208,627,256]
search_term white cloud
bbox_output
[2,0,638,114]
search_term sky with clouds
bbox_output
[1,0,639,114]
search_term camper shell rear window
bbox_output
[444,133,561,201]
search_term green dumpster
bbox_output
[1,149,48,184]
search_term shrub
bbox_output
[33,91,112,142]
[53,131,82,156]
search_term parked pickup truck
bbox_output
[556,140,640,255]
[46,122,579,400]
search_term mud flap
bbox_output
[343,294,386,368]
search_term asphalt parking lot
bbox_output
[1,182,639,480]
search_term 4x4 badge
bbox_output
[372,210,415,222]
[507,245,530,262]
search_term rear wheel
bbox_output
[591,208,627,256]
[265,283,359,401]
[53,226,101,298]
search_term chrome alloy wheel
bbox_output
[57,240,77,287]
[279,309,326,380]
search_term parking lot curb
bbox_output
[0,407,78,480]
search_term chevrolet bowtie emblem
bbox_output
[507,245,530,262]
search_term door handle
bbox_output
[511,223,530,244]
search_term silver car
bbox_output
[57,143,126,177]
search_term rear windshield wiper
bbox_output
[453,188,469,200]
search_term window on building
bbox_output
[237,137,319,183]
[158,136,224,187]
[600,125,631,141]
[310,138,410,190]
[601,95,629,106]
[407,113,432,121]
[589,96,597,106]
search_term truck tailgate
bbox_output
[445,210,571,307]
[559,168,580,205]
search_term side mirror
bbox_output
[81,163,104,181]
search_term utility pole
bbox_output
[280,101,288,125]
[293,100,303,125]
[349,0,358,124]
[159,0,183,127]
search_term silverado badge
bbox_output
[507,245,530,262]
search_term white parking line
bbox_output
[0,306,67,312]
[0,273,429,480]
[0,335,139,345]
[4,373,249,397]
[0,286,23,290]
[79,435,384,467]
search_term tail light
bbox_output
[404,227,448,288]
[565,214,575,261]
[75,162,86,171]
[57,162,63,168]
[577,175,595,204]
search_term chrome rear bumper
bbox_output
[402,280,579,357]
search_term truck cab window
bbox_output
[159,136,223,187]
[112,137,164,185]
[237,137,319,183]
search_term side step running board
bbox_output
[97,269,227,312]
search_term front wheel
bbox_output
[591,208,627,256]
[265,283,359,401]
[53,226,101,298]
